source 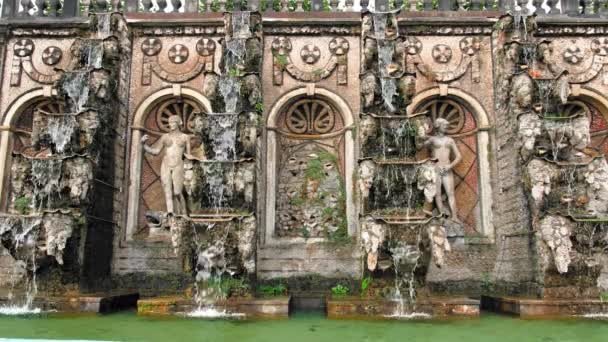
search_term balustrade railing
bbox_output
[0,0,606,19]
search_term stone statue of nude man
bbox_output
[419,118,462,222]
[141,115,191,215]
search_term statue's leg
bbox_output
[173,163,186,215]
[434,171,445,215]
[161,164,174,213]
[444,171,461,222]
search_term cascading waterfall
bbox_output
[87,42,104,70]
[372,13,387,40]
[208,115,238,161]
[202,163,235,212]
[386,233,428,319]
[373,165,416,216]
[63,72,90,113]
[31,159,62,210]
[189,225,243,318]
[231,11,251,39]
[0,217,42,315]
[96,13,111,40]
[46,115,77,154]
[377,41,397,113]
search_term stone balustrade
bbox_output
[1,0,607,18]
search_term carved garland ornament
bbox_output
[11,39,63,86]
[272,37,349,86]
[141,38,216,86]
[405,37,481,83]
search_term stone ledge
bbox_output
[327,297,480,319]
[0,292,139,314]
[481,295,608,318]
[137,296,290,318]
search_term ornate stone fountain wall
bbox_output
[0,4,606,304]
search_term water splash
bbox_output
[219,77,241,114]
[186,307,245,318]
[387,232,422,318]
[380,78,397,113]
[47,115,77,154]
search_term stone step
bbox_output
[257,242,361,279]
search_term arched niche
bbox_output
[409,87,494,240]
[264,87,356,245]
[125,87,211,241]
[0,89,61,210]
[570,87,608,156]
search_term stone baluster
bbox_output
[423,0,433,9]
[156,0,168,11]
[345,0,354,11]
[35,0,47,16]
[279,0,289,11]
[294,0,304,11]
[438,0,453,10]
[48,0,60,15]
[409,0,418,11]
[456,0,467,10]
[126,0,138,12]
[81,0,91,15]
[247,0,260,10]
[545,0,559,14]
[217,0,226,11]
[206,0,214,12]
[470,0,482,10]
[329,0,339,11]
[183,0,196,12]
[560,0,578,15]
[18,0,35,16]
[376,0,389,11]
[94,0,109,11]
[532,0,544,14]
[360,0,369,11]
[171,0,181,12]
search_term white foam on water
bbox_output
[0,305,42,315]
[580,313,608,319]
[384,312,432,320]
[186,307,245,319]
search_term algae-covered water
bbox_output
[0,311,606,342]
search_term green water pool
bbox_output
[0,311,606,342]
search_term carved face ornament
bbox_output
[591,38,608,56]
[459,37,481,56]
[271,37,292,55]
[403,37,422,55]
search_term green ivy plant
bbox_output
[331,284,350,297]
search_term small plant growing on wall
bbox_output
[14,196,31,215]
[331,284,350,297]
[259,284,288,297]
[601,292,608,302]
[360,276,372,297]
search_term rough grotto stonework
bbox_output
[0,0,606,317]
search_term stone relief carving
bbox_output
[428,224,451,268]
[168,44,189,64]
[562,45,583,65]
[285,99,335,134]
[407,37,481,83]
[272,36,349,86]
[141,38,216,85]
[432,44,452,64]
[584,158,608,217]
[11,39,63,86]
[141,115,192,214]
[526,159,557,205]
[41,46,62,66]
[300,44,321,64]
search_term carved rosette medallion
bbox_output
[168,44,189,64]
[272,36,349,86]
[432,44,452,64]
[141,38,216,85]
[141,38,162,56]
[41,46,62,66]
[562,46,583,65]
[11,39,63,86]
[300,44,321,64]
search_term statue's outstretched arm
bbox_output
[142,135,163,156]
